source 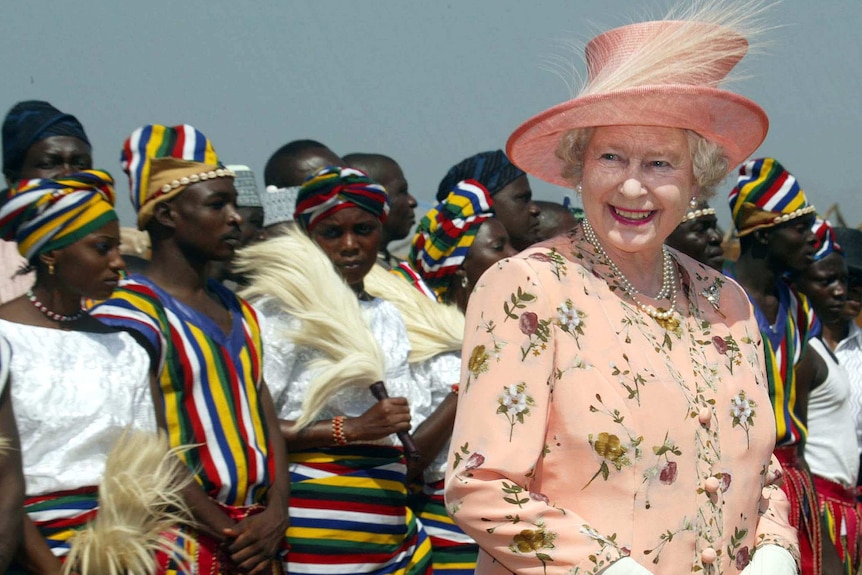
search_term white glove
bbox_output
[599,557,655,575]
[740,545,797,575]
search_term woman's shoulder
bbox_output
[476,228,593,291]
[669,248,754,321]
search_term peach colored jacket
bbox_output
[446,227,798,575]
[0,240,32,305]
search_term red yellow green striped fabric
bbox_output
[0,170,116,261]
[6,486,99,573]
[92,276,274,506]
[287,445,432,575]
[758,281,816,446]
[410,479,478,575]
[725,265,815,446]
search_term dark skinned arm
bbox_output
[224,380,291,575]
[0,384,25,574]
[407,392,458,482]
[279,397,412,451]
[17,517,61,575]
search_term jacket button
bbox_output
[701,547,717,564]
[704,476,721,493]
[698,407,712,425]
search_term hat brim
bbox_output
[506,85,768,188]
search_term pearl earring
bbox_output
[576,184,583,196]
[461,276,469,288]
[689,197,698,209]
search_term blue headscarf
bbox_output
[437,150,525,202]
[2,100,90,180]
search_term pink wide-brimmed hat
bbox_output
[506,19,768,188]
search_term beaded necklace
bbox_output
[26,289,86,323]
[582,220,680,330]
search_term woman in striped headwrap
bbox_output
[235,165,434,575]
[399,180,516,575]
[0,171,163,573]
[91,124,290,575]
[411,179,517,313]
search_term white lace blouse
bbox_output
[411,351,461,482]
[258,296,427,446]
[0,319,156,495]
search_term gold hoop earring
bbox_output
[461,276,469,288]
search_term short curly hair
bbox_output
[555,127,728,199]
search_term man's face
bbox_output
[375,161,416,243]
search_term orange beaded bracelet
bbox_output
[331,415,348,446]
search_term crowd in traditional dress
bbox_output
[1,6,862,575]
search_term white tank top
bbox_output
[806,337,859,487]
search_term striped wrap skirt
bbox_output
[286,445,432,575]
[409,478,479,575]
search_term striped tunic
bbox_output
[92,276,274,506]
[725,266,816,446]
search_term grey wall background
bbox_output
[2,0,860,229]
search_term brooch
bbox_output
[700,277,726,318]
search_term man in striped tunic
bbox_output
[93,124,290,575]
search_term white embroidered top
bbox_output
[0,319,156,495]
[258,296,426,446]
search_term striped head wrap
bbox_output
[0,170,116,262]
[409,179,494,300]
[293,166,389,231]
[812,217,842,261]
[2,100,90,180]
[729,158,816,237]
[121,124,234,230]
[437,150,525,202]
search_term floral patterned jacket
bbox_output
[445,227,798,575]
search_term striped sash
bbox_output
[6,486,99,574]
[410,479,478,575]
[26,487,98,557]
[287,445,432,575]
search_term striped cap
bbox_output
[812,217,842,261]
[729,158,816,237]
[0,169,117,261]
[121,124,231,229]
[409,179,494,301]
[294,166,389,231]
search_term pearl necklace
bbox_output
[581,220,679,329]
[26,289,86,323]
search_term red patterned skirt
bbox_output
[813,475,861,575]
[775,446,821,575]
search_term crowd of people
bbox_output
[1,4,862,575]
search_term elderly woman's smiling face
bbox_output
[581,125,697,258]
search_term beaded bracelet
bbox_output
[331,415,348,446]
